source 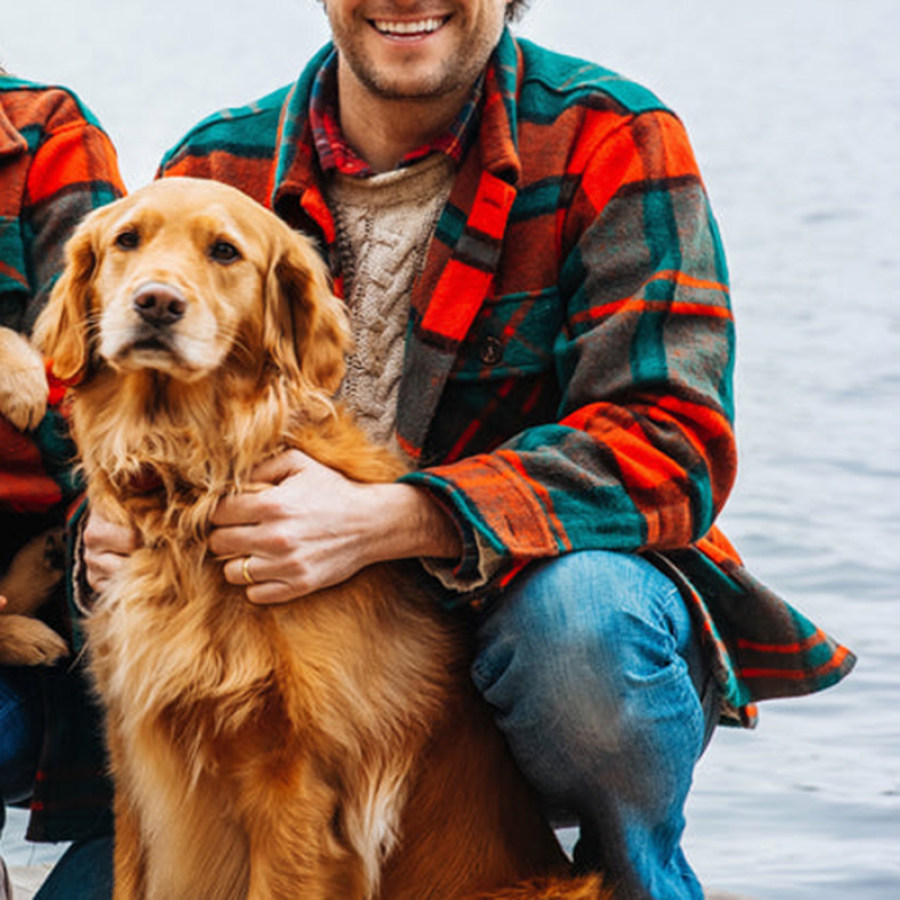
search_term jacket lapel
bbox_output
[396,167,517,462]
[396,30,523,463]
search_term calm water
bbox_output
[3,2,898,896]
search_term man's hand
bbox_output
[212,449,461,605]
[83,507,139,592]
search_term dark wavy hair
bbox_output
[506,0,531,21]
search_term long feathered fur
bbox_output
[34,178,612,900]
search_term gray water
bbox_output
[2,2,898,896]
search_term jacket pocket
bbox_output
[450,287,564,382]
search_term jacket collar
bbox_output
[270,29,523,220]
[0,91,28,159]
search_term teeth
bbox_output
[373,17,444,35]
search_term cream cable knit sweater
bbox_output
[326,154,456,448]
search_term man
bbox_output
[84,2,854,898]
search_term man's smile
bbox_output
[369,16,450,39]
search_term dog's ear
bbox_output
[32,213,102,383]
[264,230,349,397]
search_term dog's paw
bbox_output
[0,614,69,665]
[0,327,48,431]
[0,527,66,615]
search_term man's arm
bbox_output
[403,109,737,594]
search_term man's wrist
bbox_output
[367,483,462,564]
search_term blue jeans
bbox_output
[30,551,718,899]
[0,667,43,832]
[1,669,113,900]
[34,838,113,900]
[471,550,718,900]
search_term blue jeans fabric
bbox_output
[471,550,718,900]
[0,667,43,832]
[34,837,113,900]
[25,550,717,899]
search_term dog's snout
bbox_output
[132,282,187,326]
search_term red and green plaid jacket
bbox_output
[160,32,854,726]
[1,76,124,843]
[0,76,124,519]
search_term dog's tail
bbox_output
[466,873,613,899]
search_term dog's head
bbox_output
[34,177,348,400]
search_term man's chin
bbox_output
[356,65,467,103]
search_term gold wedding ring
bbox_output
[241,555,255,586]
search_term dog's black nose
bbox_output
[132,282,187,326]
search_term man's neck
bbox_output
[336,59,474,174]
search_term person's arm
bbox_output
[13,89,126,612]
[403,108,737,595]
[21,89,125,332]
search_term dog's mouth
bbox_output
[105,328,221,385]
[109,327,196,378]
[117,325,180,361]
[130,334,174,354]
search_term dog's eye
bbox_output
[115,229,140,251]
[210,241,241,264]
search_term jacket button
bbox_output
[479,335,503,366]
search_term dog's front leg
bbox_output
[243,762,369,900]
[105,733,148,900]
[111,788,147,900]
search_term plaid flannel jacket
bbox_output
[1,76,124,842]
[161,32,854,726]
[0,76,124,519]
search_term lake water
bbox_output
[3,1,898,897]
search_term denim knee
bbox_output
[470,550,710,809]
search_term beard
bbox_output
[344,51,478,101]
[327,5,505,103]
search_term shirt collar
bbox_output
[309,48,483,178]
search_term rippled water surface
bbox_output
[3,2,898,896]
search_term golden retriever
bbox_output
[33,177,611,900]
[0,327,68,665]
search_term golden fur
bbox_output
[0,527,68,665]
[0,325,48,432]
[33,177,611,900]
